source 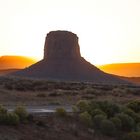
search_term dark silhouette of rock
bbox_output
[44,31,81,60]
[12,30,129,84]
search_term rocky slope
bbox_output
[12,30,129,84]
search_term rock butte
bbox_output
[12,30,129,84]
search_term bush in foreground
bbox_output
[123,132,140,140]
[0,112,19,125]
[0,105,7,114]
[79,111,92,127]
[14,106,28,122]
[92,114,107,129]
[100,119,116,136]
[97,101,121,118]
[89,108,106,118]
[136,123,140,131]
[123,108,140,124]
[76,100,89,113]
[5,113,20,125]
[127,100,140,113]
[74,99,140,137]
[116,113,135,131]
[110,117,122,130]
[55,107,67,117]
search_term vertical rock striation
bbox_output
[44,31,81,60]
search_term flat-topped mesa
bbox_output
[11,30,130,85]
[44,31,81,60]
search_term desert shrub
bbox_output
[88,100,99,111]
[5,113,20,125]
[0,105,20,125]
[123,108,140,123]
[136,123,140,131]
[100,119,116,136]
[35,84,48,91]
[97,101,120,118]
[14,106,28,122]
[0,105,7,114]
[76,100,89,113]
[127,100,140,113]
[123,132,140,140]
[81,94,96,100]
[111,117,122,130]
[89,108,106,118]
[55,107,67,117]
[116,113,135,131]
[36,93,46,97]
[79,111,92,127]
[48,92,60,97]
[14,81,33,91]
[84,88,97,94]
[0,113,19,125]
[92,114,107,129]
[87,100,120,117]
[48,101,61,105]
[72,106,79,113]
[0,114,7,124]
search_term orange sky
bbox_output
[99,63,140,77]
[0,56,36,69]
[0,0,140,65]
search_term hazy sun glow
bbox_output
[0,0,140,65]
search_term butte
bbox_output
[11,30,129,84]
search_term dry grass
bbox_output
[0,76,139,106]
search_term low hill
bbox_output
[122,77,140,84]
[0,56,36,70]
[0,69,21,75]
[98,63,140,77]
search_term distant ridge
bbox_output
[0,69,21,75]
[98,63,140,77]
[11,30,130,85]
[0,56,36,70]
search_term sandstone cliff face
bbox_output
[44,31,81,60]
[12,30,129,84]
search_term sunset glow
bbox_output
[0,0,140,65]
